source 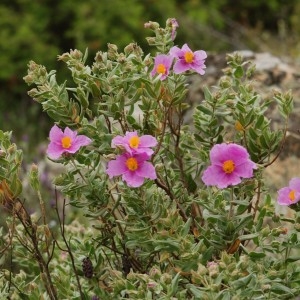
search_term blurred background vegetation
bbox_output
[1,0,300,159]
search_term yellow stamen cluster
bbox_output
[289,190,296,202]
[61,136,72,149]
[156,63,166,74]
[222,160,235,174]
[184,51,194,63]
[126,157,138,171]
[129,136,140,149]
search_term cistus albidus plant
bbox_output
[0,18,299,299]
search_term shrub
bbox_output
[0,18,299,299]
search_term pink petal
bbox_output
[111,135,125,148]
[135,152,151,163]
[289,178,300,192]
[169,46,182,58]
[139,135,157,148]
[181,43,192,53]
[47,142,64,159]
[191,65,206,75]
[202,165,241,188]
[125,131,138,139]
[64,127,77,139]
[173,60,191,74]
[63,134,91,154]
[191,60,206,75]
[123,172,144,187]
[49,125,64,143]
[210,144,249,166]
[74,135,92,147]
[136,161,156,179]
[194,50,207,60]
[234,161,257,178]
[106,156,128,178]
[135,148,154,157]
[277,187,293,206]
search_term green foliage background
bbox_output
[0,0,299,154]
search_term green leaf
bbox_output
[248,251,266,260]
[271,283,293,295]
[196,104,213,116]
[203,86,213,102]
[231,273,254,289]
[239,233,260,241]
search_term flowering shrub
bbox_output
[0,18,300,299]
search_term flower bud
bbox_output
[147,281,157,289]
[261,284,271,291]
[149,267,161,280]
[261,226,270,237]
[30,163,40,191]
[146,37,156,45]
[295,223,300,232]
[144,21,159,30]
[70,49,83,60]
[160,273,172,284]
[107,43,118,60]
[219,77,232,88]
[57,52,71,62]
[8,144,16,154]
[28,60,38,71]
[197,263,207,275]
[23,74,34,84]
[207,262,219,278]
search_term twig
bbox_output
[55,194,84,299]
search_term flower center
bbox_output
[222,160,235,174]
[289,189,296,202]
[156,63,166,74]
[184,51,194,63]
[61,136,72,149]
[126,157,138,171]
[129,136,140,148]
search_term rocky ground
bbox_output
[186,50,300,206]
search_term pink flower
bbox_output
[112,131,157,156]
[277,178,300,206]
[106,152,156,187]
[151,54,173,80]
[47,125,92,159]
[202,143,257,189]
[169,43,207,75]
